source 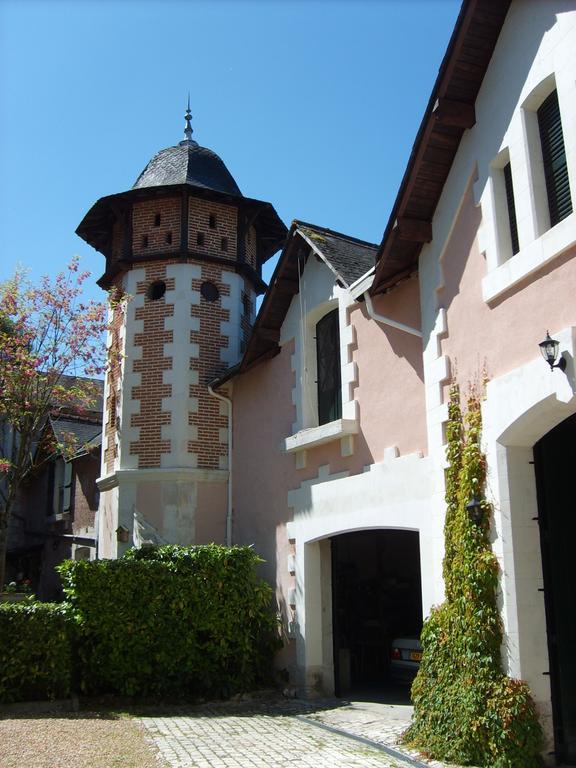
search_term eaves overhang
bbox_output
[371,0,512,295]
[76,183,287,265]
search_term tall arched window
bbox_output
[316,309,341,425]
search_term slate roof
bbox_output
[295,221,377,287]
[49,417,102,459]
[133,140,242,197]
[213,221,378,386]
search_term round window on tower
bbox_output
[201,281,220,303]
[147,280,166,301]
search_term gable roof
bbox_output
[296,222,378,288]
[214,221,378,384]
[371,0,512,294]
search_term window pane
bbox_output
[316,309,342,425]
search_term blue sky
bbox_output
[0,0,460,303]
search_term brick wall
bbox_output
[245,225,257,269]
[130,262,177,467]
[188,263,231,470]
[132,197,181,256]
[71,453,99,532]
[104,292,125,473]
[189,198,237,261]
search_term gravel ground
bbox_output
[0,712,164,768]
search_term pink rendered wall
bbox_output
[231,284,428,674]
[231,341,297,671]
[351,280,427,463]
[437,181,576,390]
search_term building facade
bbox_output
[77,1,576,764]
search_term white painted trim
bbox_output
[348,268,375,299]
[97,467,228,491]
[482,212,576,302]
[364,291,422,337]
[284,418,359,453]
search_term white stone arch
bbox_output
[481,325,576,745]
[286,453,433,695]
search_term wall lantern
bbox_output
[539,331,566,372]
[116,525,130,543]
[466,494,484,525]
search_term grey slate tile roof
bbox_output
[133,141,242,197]
[49,417,102,458]
[295,221,377,287]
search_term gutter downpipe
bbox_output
[363,291,423,338]
[208,384,233,546]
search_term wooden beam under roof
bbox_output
[371,0,512,295]
[433,98,476,128]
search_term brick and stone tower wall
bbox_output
[76,116,285,557]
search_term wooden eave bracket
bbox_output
[432,97,476,129]
[393,216,433,243]
[254,326,281,342]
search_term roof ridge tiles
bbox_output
[293,220,379,249]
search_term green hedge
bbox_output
[58,544,278,699]
[405,387,543,767]
[0,601,73,703]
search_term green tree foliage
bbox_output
[58,544,279,699]
[406,386,543,768]
[0,602,73,703]
[0,260,109,588]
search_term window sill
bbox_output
[482,213,576,303]
[285,418,359,454]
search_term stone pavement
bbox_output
[138,697,465,768]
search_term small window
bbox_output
[538,90,572,227]
[503,163,519,255]
[153,213,161,227]
[142,235,149,248]
[165,232,173,245]
[221,237,228,252]
[316,309,341,426]
[209,214,217,229]
[197,232,205,247]
[201,281,219,302]
[147,281,166,301]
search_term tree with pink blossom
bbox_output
[0,258,109,590]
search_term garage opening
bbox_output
[331,529,422,700]
[534,413,576,765]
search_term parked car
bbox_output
[390,637,422,682]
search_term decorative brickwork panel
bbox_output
[189,198,237,261]
[189,264,231,469]
[240,280,254,354]
[104,290,125,474]
[130,264,175,467]
[132,198,181,256]
[245,225,257,269]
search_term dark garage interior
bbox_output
[331,529,422,699]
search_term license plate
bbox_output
[410,651,422,661]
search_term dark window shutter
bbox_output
[538,90,573,227]
[316,309,342,426]
[503,162,519,255]
[62,461,73,514]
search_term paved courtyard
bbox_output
[138,698,459,768]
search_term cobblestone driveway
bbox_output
[138,698,453,768]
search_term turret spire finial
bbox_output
[184,93,194,142]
